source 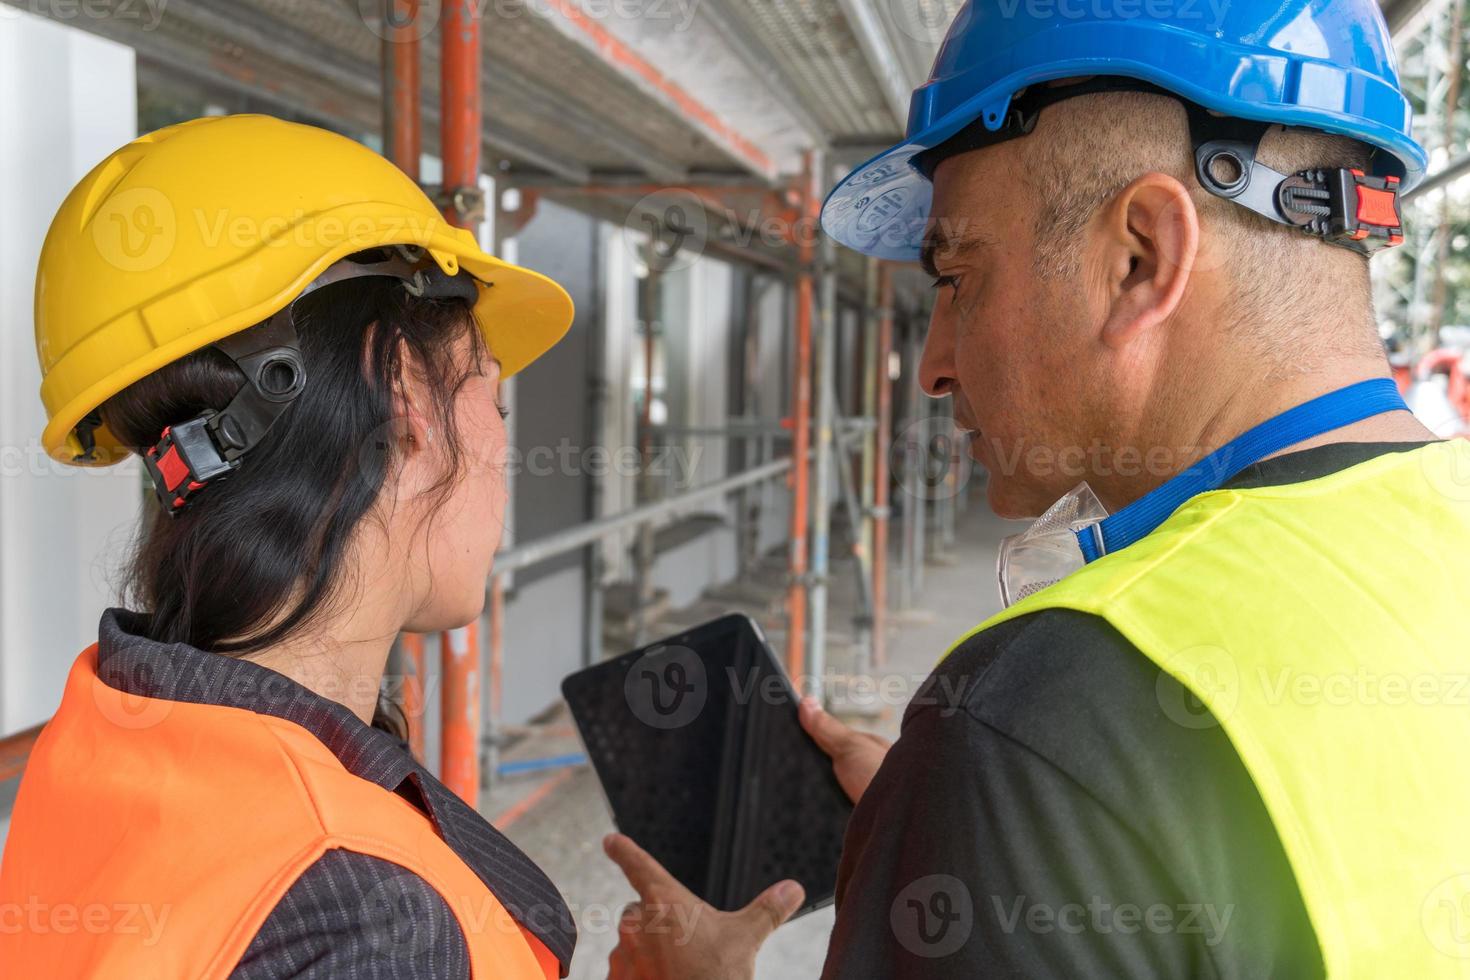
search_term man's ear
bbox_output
[1095,173,1199,349]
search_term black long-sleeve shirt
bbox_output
[821,442,1429,978]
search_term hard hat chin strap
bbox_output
[914,77,1405,256]
[141,246,483,515]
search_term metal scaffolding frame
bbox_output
[0,0,933,807]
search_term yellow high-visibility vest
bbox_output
[946,441,1470,975]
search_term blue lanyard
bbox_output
[1075,378,1408,562]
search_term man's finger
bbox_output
[734,878,805,941]
[799,696,852,756]
[604,833,691,902]
[608,941,632,977]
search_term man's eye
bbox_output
[930,274,960,291]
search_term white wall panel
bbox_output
[0,11,141,735]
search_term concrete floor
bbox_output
[484,491,1024,978]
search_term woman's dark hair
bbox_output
[100,261,491,738]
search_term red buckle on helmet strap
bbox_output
[1353,170,1402,235]
[142,416,234,514]
[154,443,190,493]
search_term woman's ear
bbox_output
[388,332,434,456]
[1095,173,1199,350]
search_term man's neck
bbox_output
[1259,406,1436,460]
[1188,359,1436,465]
[1100,358,1440,510]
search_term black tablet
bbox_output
[561,613,853,916]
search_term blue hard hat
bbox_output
[821,0,1429,261]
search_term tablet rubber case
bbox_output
[561,614,852,915]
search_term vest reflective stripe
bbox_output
[946,441,1470,976]
[0,646,555,979]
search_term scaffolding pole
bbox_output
[440,0,483,807]
[400,633,427,761]
[1429,0,1466,337]
[634,245,661,647]
[786,151,818,680]
[382,0,421,183]
[856,259,879,676]
[808,201,838,698]
[900,316,927,608]
[873,265,894,667]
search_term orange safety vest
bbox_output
[0,645,562,979]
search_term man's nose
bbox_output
[918,308,956,398]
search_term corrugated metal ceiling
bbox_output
[4,0,1425,187]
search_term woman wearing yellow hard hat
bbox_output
[0,115,577,977]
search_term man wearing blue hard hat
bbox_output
[605,2,1470,976]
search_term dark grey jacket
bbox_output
[96,609,576,979]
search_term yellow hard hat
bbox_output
[35,113,574,465]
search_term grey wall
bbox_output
[509,198,599,587]
[496,199,599,725]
